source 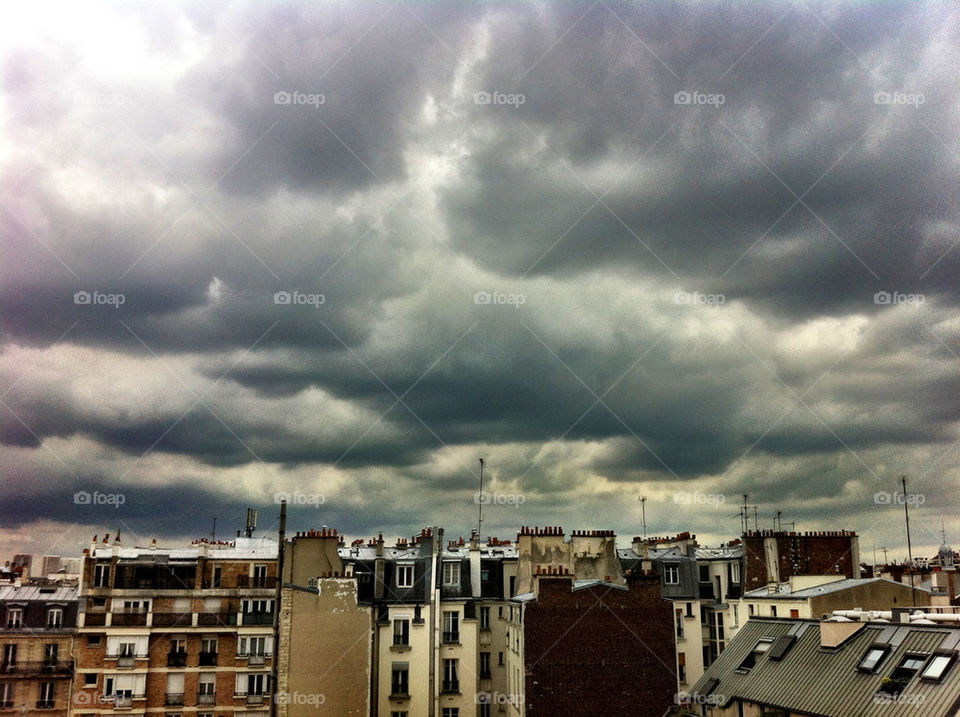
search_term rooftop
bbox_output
[743,577,928,600]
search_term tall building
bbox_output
[72,532,278,717]
[0,584,78,717]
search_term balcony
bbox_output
[114,695,133,709]
[245,695,266,706]
[84,612,107,626]
[247,654,267,666]
[441,631,460,644]
[165,694,184,706]
[167,651,187,667]
[35,701,55,710]
[0,660,75,676]
[726,584,742,599]
[236,575,277,589]
[441,681,460,694]
[197,694,215,705]
[198,651,218,666]
[698,583,716,601]
[153,612,193,627]
[198,612,235,627]
[0,701,12,709]
[111,612,148,627]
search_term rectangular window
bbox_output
[732,605,739,627]
[39,682,55,706]
[442,611,459,643]
[730,561,740,583]
[770,606,777,617]
[442,658,459,692]
[86,635,101,646]
[498,651,504,666]
[664,564,679,584]
[442,562,460,586]
[212,566,222,588]
[880,654,926,697]
[396,565,414,589]
[737,638,773,672]
[252,564,267,587]
[699,565,711,582]
[858,646,889,672]
[2,644,16,667]
[676,609,684,638]
[790,609,799,618]
[393,619,410,646]
[84,673,97,686]
[6,608,22,629]
[678,652,686,683]
[94,564,110,588]
[442,709,459,717]
[749,603,755,616]
[480,606,490,629]
[921,652,956,682]
[686,602,694,617]
[480,651,491,678]
[44,644,58,663]
[390,664,409,696]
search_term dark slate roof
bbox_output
[691,617,960,717]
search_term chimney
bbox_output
[376,533,384,557]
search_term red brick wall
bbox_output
[743,532,858,586]
[523,575,676,717]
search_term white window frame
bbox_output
[396,564,414,589]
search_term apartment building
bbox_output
[72,533,278,717]
[742,576,932,620]
[0,584,77,717]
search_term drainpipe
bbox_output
[271,500,286,717]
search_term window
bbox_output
[480,606,490,630]
[165,673,184,705]
[664,564,680,584]
[498,651,504,666]
[442,658,459,692]
[699,565,711,582]
[391,713,408,717]
[730,561,740,583]
[1,683,13,708]
[498,606,503,619]
[685,602,694,618]
[198,673,215,703]
[393,618,410,646]
[880,654,926,697]
[770,606,777,617]
[86,635,101,646]
[2,644,16,666]
[479,705,491,717]
[732,605,739,627]
[396,565,414,589]
[678,652,686,683]
[442,709,459,717]
[749,603,755,616]
[390,664,409,696]
[858,646,890,673]
[480,651,491,678]
[201,636,218,653]
[442,562,460,586]
[94,564,110,588]
[6,608,22,629]
[212,566,222,588]
[790,609,799,618]
[252,564,267,587]
[676,609,684,638]
[442,611,459,643]
[38,682,55,708]
[921,652,957,682]
[239,636,268,656]
[84,674,97,686]
[737,638,773,672]
[44,644,58,664]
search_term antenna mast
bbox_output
[477,458,485,539]
[901,475,915,606]
[641,496,647,539]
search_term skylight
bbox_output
[921,652,957,682]
[857,646,889,673]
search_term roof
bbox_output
[93,537,278,561]
[0,585,78,602]
[696,545,744,560]
[691,617,960,717]
[743,577,927,600]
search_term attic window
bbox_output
[737,638,773,672]
[857,645,890,673]
[921,651,957,682]
[878,653,927,697]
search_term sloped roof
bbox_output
[691,617,960,716]
[743,577,929,600]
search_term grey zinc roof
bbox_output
[743,577,929,600]
[0,585,78,602]
[691,617,960,717]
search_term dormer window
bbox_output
[442,562,460,586]
[397,564,414,589]
[664,564,680,585]
[737,638,773,672]
[857,645,890,673]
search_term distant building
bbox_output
[0,584,78,717]
[688,611,960,716]
[742,576,932,619]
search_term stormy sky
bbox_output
[1,1,958,564]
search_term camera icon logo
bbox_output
[473,491,492,505]
[873,491,892,505]
[874,92,891,105]
[274,91,292,105]
[874,291,891,305]
[274,492,292,504]
[474,91,491,105]
[274,291,292,305]
[674,91,692,105]
[74,491,92,505]
[74,291,92,305]
[473,290,492,305]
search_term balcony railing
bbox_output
[35,701,55,709]
[248,654,266,666]
[245,695,266,706]
[111,612,148,627]
[153,612,193,627]
[198,651,218,666]
[236,575,277,588]
[114,695,133,708]
[0,660,74,675]
[197,694,215,705]
[441,631,460,644]
[238,612,274,625]
[0,701,12,709]
[165,694,184,706]
[197,612,235,626]
[441,680,460,693]
[167,651,187,667]
[84,613,107,626]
